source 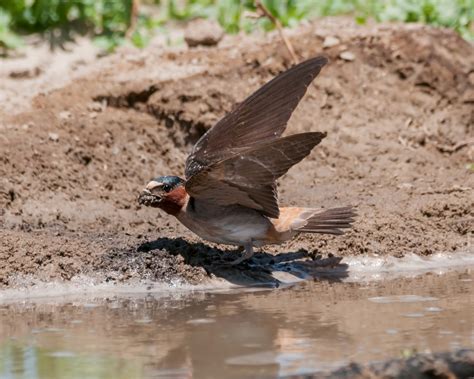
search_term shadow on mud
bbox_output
[136,237,349,287]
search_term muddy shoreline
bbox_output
[1,18,473,289]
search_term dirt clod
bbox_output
[184,18,224,47]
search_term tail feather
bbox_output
[293,206,356,235]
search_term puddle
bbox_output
[367,295,438,303]
[0,268,472,378]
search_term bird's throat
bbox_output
[158,186,188,216]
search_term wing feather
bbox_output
[185,132,326,217]
[185,56,328,178]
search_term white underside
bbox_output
[176,200,272,246]
[178,214,270,246]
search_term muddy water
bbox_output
[0,269,472,379]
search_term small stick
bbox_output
[126,0,140,38]
[255,0,298,65]
[435,139,474,153]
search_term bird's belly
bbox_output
[177,206,271,246]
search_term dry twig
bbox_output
[255,0,298,65]
[435,139,474,153]
[126,0,140,38]
[420,186,472,195]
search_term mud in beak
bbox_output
[138,189,162,207]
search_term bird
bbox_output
[138,56,355,265]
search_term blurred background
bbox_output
[1,0,473,54]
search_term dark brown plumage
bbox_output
[185,56,328,178]
[186,132,327,218]
[184,57,329,217]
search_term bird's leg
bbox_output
[229,242,254,265]
[219,246,244,264]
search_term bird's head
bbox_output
[138,175,187,215]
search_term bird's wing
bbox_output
[185,132,326,218]
[185,56,328,178]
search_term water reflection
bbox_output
[0,343,142,379]
[0,269,472,378]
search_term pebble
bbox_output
[58,111,72,120]
[87,101,105,112]
[184,19,224,48]
[323,36,341,48]
[48,132,59,142]
[339,51,356,61]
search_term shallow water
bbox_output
[0,268,472,378]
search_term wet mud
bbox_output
[316,349,474,379]
[0,18,473,288]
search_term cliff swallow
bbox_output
[139,56,355,264]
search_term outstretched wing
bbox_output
[185,56,328,178]
[185,132,326,218]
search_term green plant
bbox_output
[0,9,23,49]
[0,0,162,51]
[372,0,474,40]
[0,0,473,53]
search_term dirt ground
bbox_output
[0,18,473,288]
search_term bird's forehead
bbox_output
[145,181,163,190]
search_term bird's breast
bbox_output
[176,200,272,246]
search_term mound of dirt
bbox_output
[0,18,473,288]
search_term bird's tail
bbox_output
[291,206,356,235]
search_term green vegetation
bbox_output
[0,0,473,52]
[0,0,162,51]
[0,341,143,379]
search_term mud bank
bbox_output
[0,18,473,288]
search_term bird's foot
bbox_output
[227,246,255,266]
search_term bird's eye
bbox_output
[162,184,171,192]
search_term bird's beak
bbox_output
[138,187,162,207]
